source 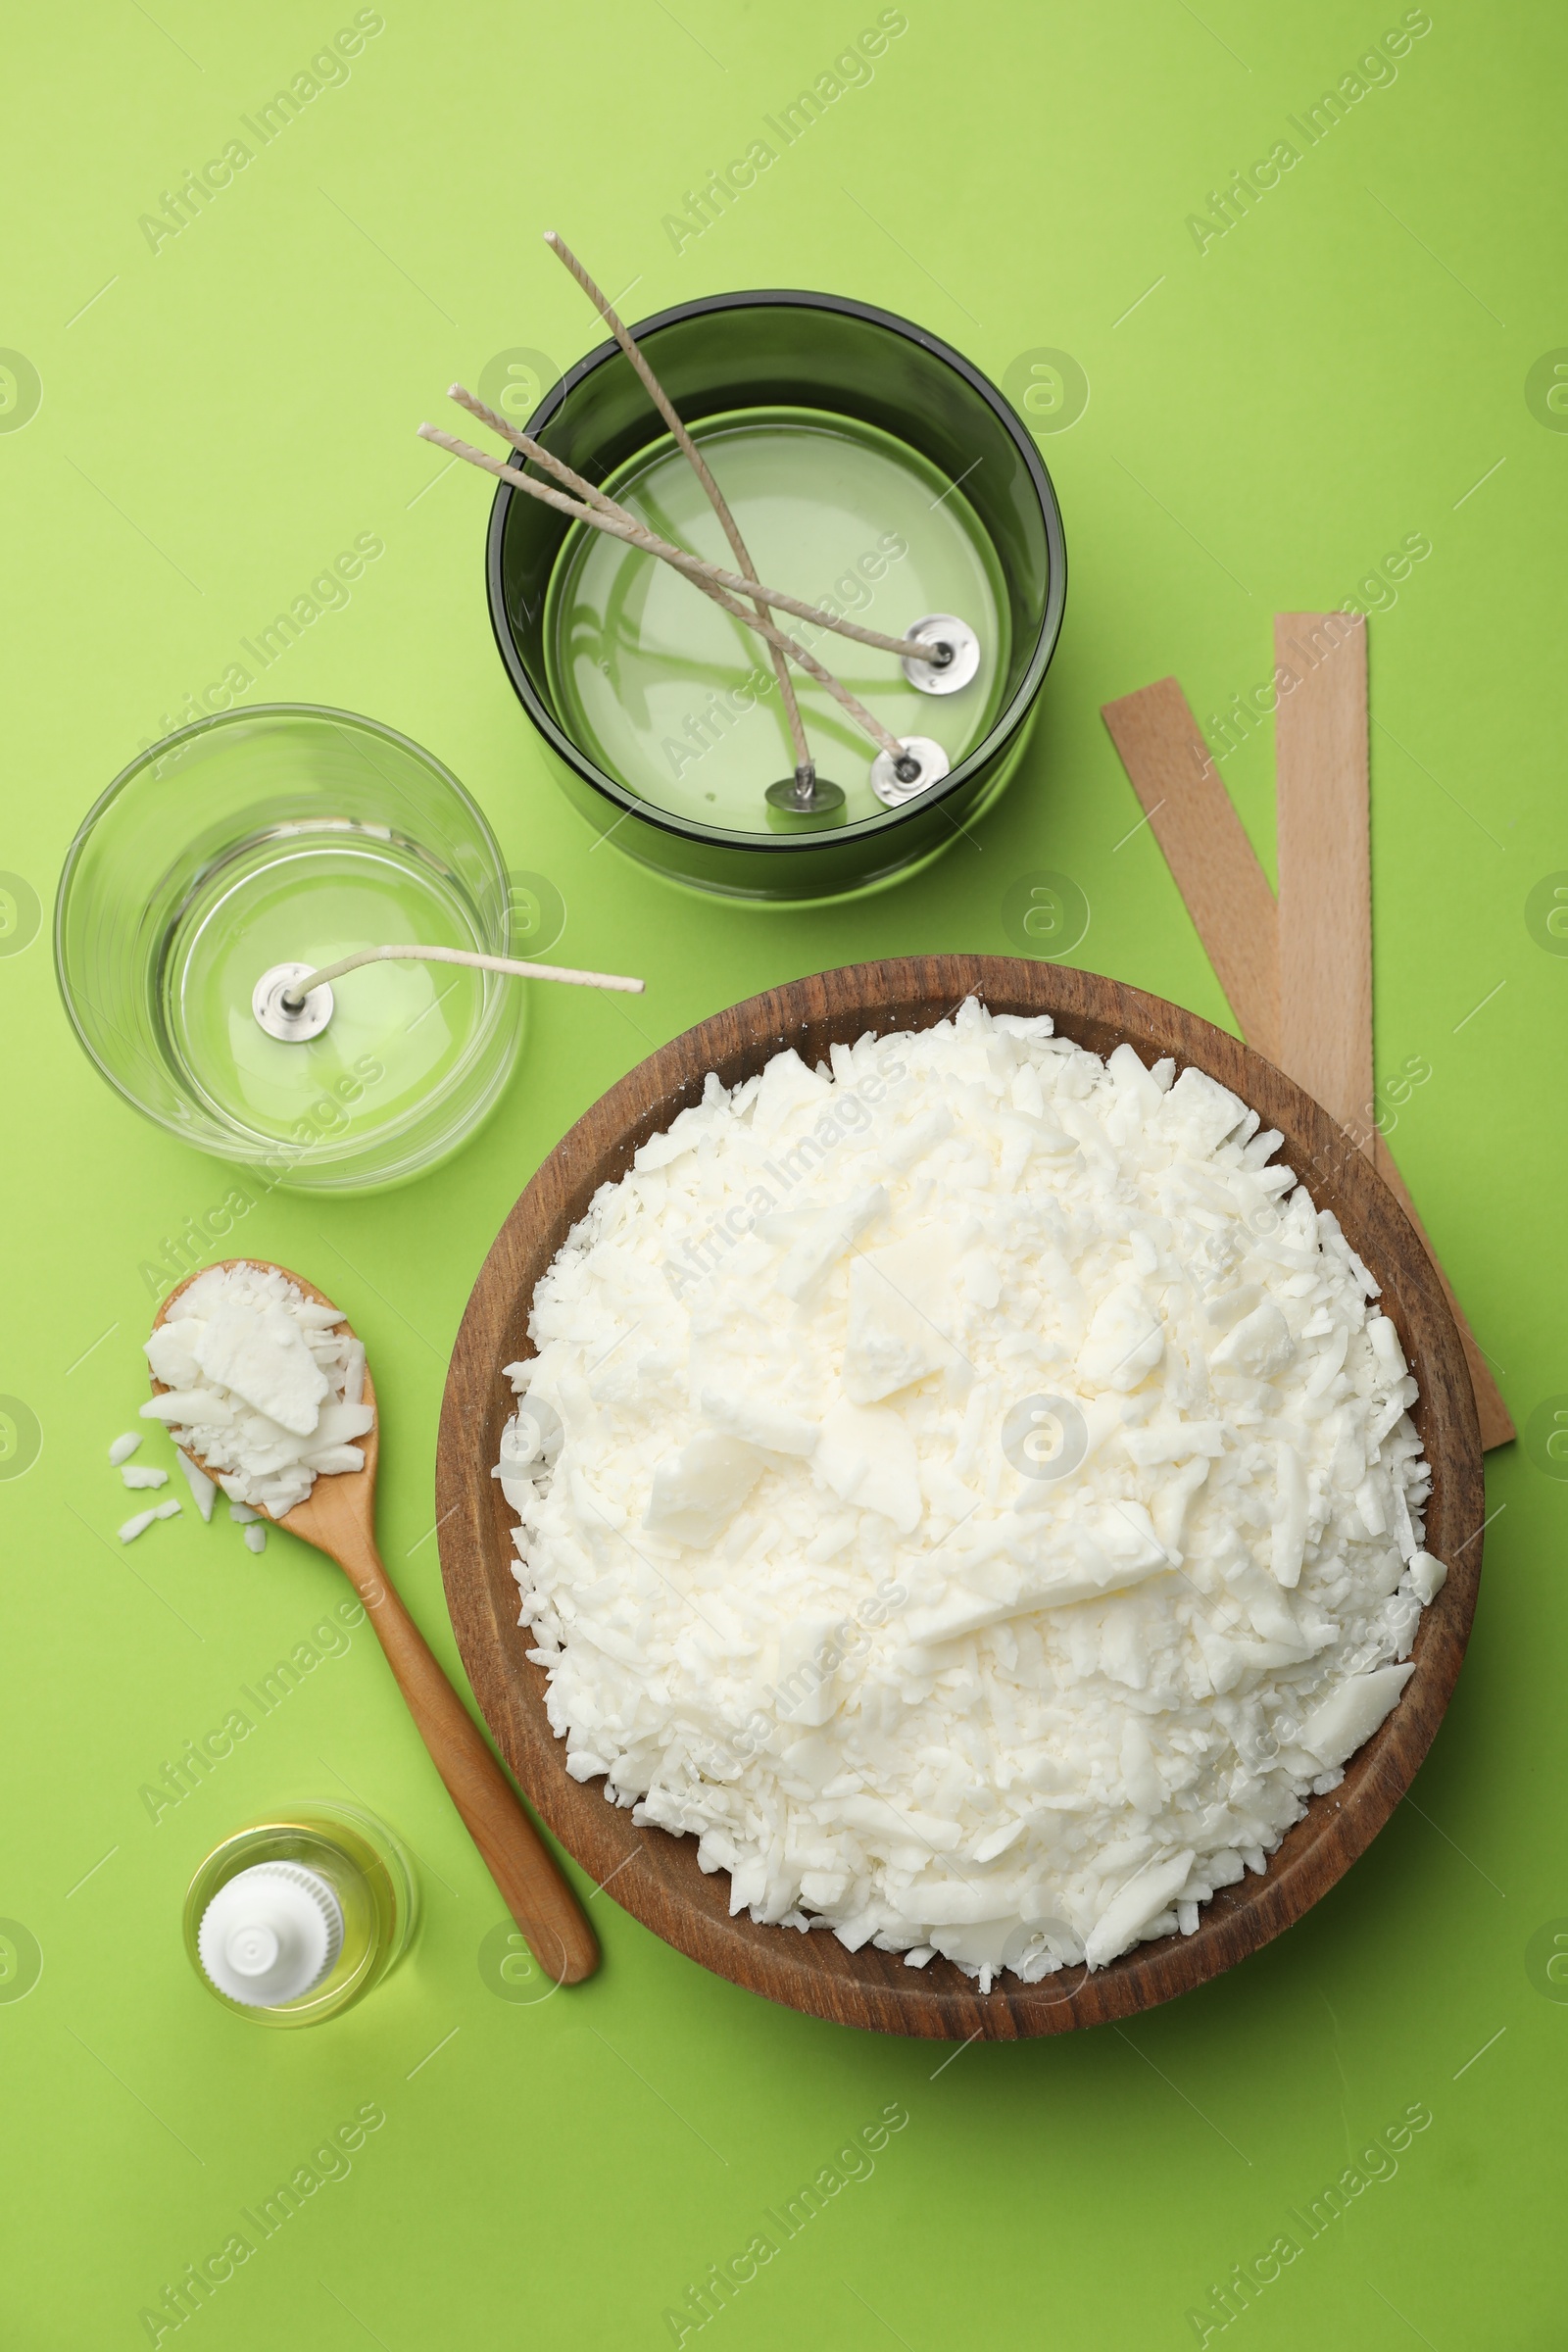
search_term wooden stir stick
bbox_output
[1272,617,1514,1449]
[1102,648,1514,1449]
[152,1262,600,1984]
[1100,675,1281,1064]
[1273,613,1373,1135]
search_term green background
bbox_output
[2,0,1563,2343]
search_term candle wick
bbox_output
[255,946,646,1043]
[426,417,910,764]
[446,388,966,676]
[431,239,973,807]
[545,231,816,794]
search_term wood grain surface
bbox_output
[153,1263,599,1986]
[1274,612,1374,1134]
[436,957,1484,2038]
[1101,676,1282,1062]
[1102,659,1514,1449]
[1274,617,1513,1450]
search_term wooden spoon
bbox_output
[152,1259,599,1987]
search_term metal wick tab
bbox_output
[870,736,953,808]
[764,761,847,818]
[253,962,336,1042]
[901,613,981,697]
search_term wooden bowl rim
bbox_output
[436,956,1484,2038]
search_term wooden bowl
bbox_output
[436,957,1484,2037]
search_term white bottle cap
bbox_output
[198,1862,344,2006]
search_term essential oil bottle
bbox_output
[183,1801,417,2027]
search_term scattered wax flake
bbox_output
[176,1453,217,1522]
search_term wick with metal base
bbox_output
[253,941,644,1044]
[424,231,984,817]
[425,416,965,814]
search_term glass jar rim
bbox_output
[485,287,1068,856]
[54,701,518,1164]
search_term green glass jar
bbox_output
[487,291,1066,904]
[183,1801,418,2028]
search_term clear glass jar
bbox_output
[55,705,524,1192]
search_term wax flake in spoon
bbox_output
[142,1263,372,1517]
[192,1298,328,1435]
